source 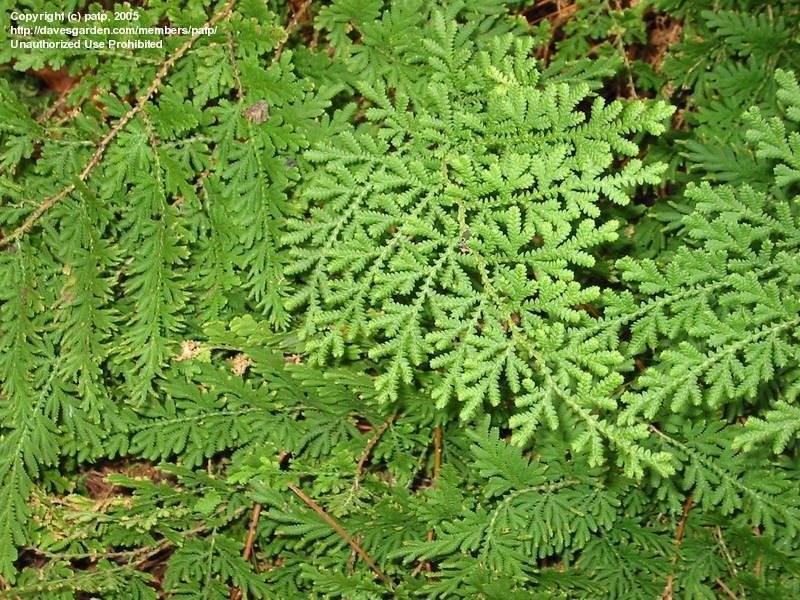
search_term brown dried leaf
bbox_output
[243,100,269,124]
[175,340,202,361]
[231,353,253,376]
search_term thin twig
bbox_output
[226,30,244,101]
[230,503,262,600]
[135,539,175,573]
[661,495,694,600]
[714,526,738,578]
[674,496,693,545]
[410,552,429,577]
[529,2,578,26]
[287,482,393,589]
[242,504,262,562]
[432,425,442,484]
[410,425,444,577]
[274,0,312,59]
[355,413,396,481]
[36,92,70,124]
[715,578,740,600]
[0,0,236,249]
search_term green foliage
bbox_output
[657,0,800,184]
[286,25,671,405]
[284,22,675,477]
[2,0,800,598]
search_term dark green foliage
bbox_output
[657,0,800,184]
[2,0,800,598]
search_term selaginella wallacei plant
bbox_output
[284,18,676,477]
[1,0,800,598]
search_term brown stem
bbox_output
[229,503,262,600]
[274,0,312,59]
[411,425,444,577]
[355,413,396,481]
[230,455,290,600]
[432,426,442,484]
[287,482,393,589]
[36,92,70,124]
[530,3,578,26]
[715,578,740,600]
[243,503,262,561]
[661,495,694,600]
